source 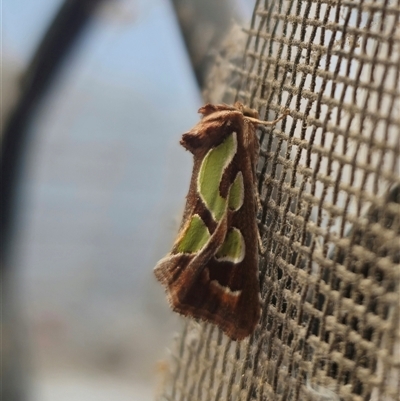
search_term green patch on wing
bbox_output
[177,215,210,253]
[215,227,245,263]
[228,172,244,211]
[198,133,237,221]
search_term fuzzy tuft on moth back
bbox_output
[233,102,259,119]
[198,103,237,117]
[198,102,260,120]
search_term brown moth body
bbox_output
[154,102,287,340]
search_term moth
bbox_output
[154,102,287,340]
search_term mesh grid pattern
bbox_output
[158,0,400,399]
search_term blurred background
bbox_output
[1,1,231,400]
[2,1,254,399]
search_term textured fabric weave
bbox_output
[158,0,400,399]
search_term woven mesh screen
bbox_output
[158,0,400,400]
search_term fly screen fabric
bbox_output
[158,0,400,400]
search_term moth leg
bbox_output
[255,188,262,211]
[254,186,266,254]
[257,229,266,255]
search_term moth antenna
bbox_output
[246,109,290,126]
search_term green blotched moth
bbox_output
[154,102,288,340]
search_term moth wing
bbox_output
[180,121,261,340]
[154,106,261,340]
[154,209,228,299]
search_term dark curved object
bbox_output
[169,0,238,88]
[0,0,105,265]
[2,3,107,400]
